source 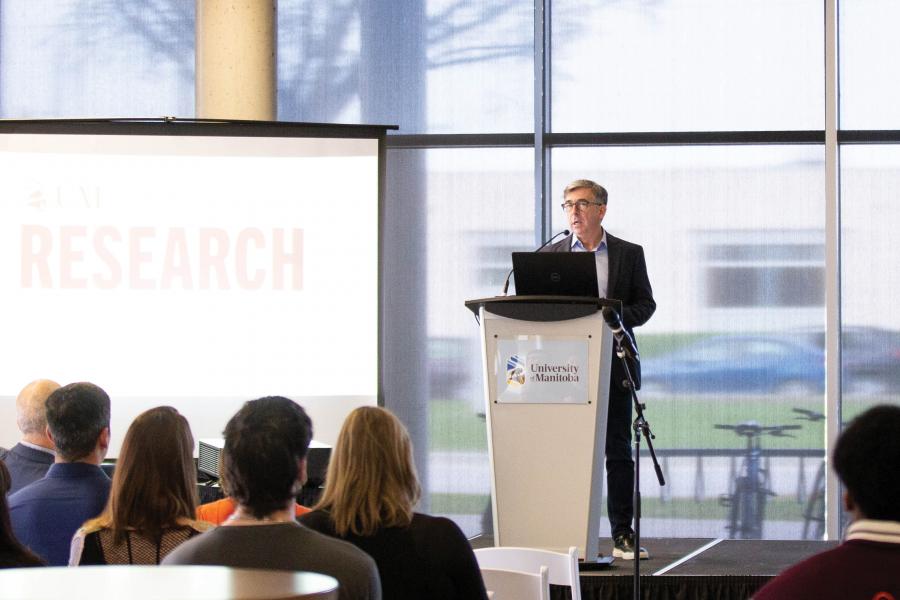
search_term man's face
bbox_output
[564,187,607,243]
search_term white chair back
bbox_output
[474,546,581,600]
[481,567,550,600]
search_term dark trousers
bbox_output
[605,385,634,538]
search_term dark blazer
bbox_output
[0,443,55,495]
[543,231,656,389]
[8,462,111,566]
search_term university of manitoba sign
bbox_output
[495,337,590,404]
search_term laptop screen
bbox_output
[511,252,599,297]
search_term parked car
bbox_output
[793,326,900,394]
[640,335,825,395]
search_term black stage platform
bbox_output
[471,536,838,600]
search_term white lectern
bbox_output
[465,296,615,561]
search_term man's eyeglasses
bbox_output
[561,200,604,211]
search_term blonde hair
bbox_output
[314,407,421,536]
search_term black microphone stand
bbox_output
[614,343,665,600]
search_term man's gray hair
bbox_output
[563,179,608,205]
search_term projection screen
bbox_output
[0,120,385,454]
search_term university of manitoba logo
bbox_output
[506,355,526,387]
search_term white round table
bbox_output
[0,565,338,600]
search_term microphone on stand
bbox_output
[501,229,570,296]
[601,306,639,362]
[602,305,642,390]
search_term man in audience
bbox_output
[164,396,381,600]
[8,382,112,566]
[0,379,60,494]
[754,404,900,599]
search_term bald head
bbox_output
[16,379,61,447]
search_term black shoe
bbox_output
[612,533,649,560]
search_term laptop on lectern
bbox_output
[511,251,599,297]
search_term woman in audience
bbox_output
[300,406,487,600]
[0,460,44,567]
[70,406,212,565]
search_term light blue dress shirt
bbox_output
[571,231,608,297]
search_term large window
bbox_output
[551,0,823,132]
[419,147,534,531]
[840,147,900,405]
[276,0,533,133]
[0,1,193,117]
[839,1,900,129]
[551,146,826,538]
[838,2,900,531]
[1,0,894,542]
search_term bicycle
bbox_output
[716,421,801,539]
[792,407,829,540]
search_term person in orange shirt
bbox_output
[197,497,310,525]
[196,451,311,525]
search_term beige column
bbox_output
[195,0,277,120]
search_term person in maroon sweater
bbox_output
[754,405,900,600]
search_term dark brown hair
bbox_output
[90,406,198,544]
[45,382,110,461]
[223,397,312,519]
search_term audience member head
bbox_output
[833,404,900,522]
[93,406,198,544]
[0,460,44,567]
[223,396,312,519]
[45,382,111,463]
[316,406,421,536]
[15,379,60,448]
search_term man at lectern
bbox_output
[543,179,656,560]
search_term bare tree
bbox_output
[66,0,566,123]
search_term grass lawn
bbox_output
[428,390,896,452]
[429,399,488,451]
[428,396,828,452]
[430,492,816,523]
[646,395,824,449]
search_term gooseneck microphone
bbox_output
[601,306,639,361]
[501,229,570,296]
